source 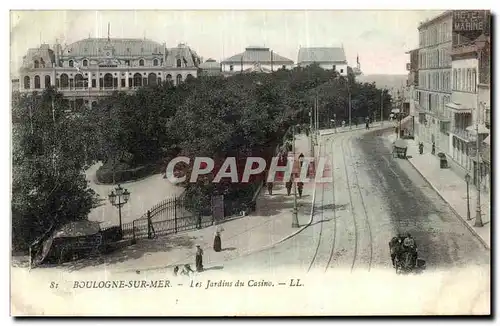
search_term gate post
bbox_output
[174,197,178,233]
[132,220,137,244]
[147,210,152,239]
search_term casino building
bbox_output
[17,37,202,110]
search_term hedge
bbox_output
[96,164,155,184]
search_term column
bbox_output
[125,71,129,88]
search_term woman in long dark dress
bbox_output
[213,231,222,252]
[195,245,204,272]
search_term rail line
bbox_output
[306,133,338,273]
[340,135,373,272]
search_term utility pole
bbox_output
[381,91,384,126]
[349,92,352,130]
[474,104,483,227]
[309,107,314,157]
[292,126,299,228]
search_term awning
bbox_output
[446,102,472,113]
[466,124,490,135]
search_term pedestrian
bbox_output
[342,120,346,129]
[286,179,293,196]
[432,141,436,155]
[213,229,222,252]
[298,153,305,168]
[267,181,273,195]
[195,245,204,272]
[297,181,304,198]
[419,142,424,155]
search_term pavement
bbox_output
[386,133,491,249]
[11,127,490,315]
[34,133,317,273]
[85,163,186,227]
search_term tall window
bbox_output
[34,75,41,89]
[176,74,182,85]
[34,60,40,68]
[83,59,88,67]
[472,68,477,92]
[153,58,159,66]
[45,75,51,88]
[24,76,30,89]
[69,60,74,68]
[176,59,182,68]
[139,59,144,66]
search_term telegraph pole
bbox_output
[381,91,384,126]
[349,92,352,130]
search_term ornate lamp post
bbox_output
[108,184,131,236]
[465,173,471,221]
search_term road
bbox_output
[12,127,490,315]
[204,127,490,314]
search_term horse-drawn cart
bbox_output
[392,139,408,159]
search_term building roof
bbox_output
[199,59,221,70]
[418,11,452,30]
[222,46,293,64]
[22,44,55,67]
[297,47,347,64]
[63,38,164,57]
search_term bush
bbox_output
[96,164,155,184]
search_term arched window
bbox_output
[45,75,51,88]
[24,76,30,89]
[69,60,74,68]
[176,59,182,68]
[153,59,159,66]
[139,59,145,66]
[75,74,84,88]
[34,60,40,68]
[103,73,113,88]
[60,74,69,88]
[133,73,142,87]
[83,59,88,67]
[34,75,41,89]
[148,73,157,86]
[176,74,182,85]
[186,74,194,81]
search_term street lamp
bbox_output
[474,122,483,227]
[292,125,300,228]
[108,184,131,236]
[465,173,471,220]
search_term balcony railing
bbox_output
[451,127,474,141]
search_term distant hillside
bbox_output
[356,74,407,90]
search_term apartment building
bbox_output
[415,11,453,154]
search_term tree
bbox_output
[12,88,99,252]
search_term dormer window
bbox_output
[176,59,182,68]
[34,60,40,68]
[153,59,159,66]
[230,65,234,71]
[83,59,88,67]
[69,60,74,68]
[139,59,144,66]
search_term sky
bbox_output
[10,10,443,76]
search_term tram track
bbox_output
[340,135,373,272]
[306,134,337,273]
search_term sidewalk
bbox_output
[387,133,490,249]
[57,134,316,273]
